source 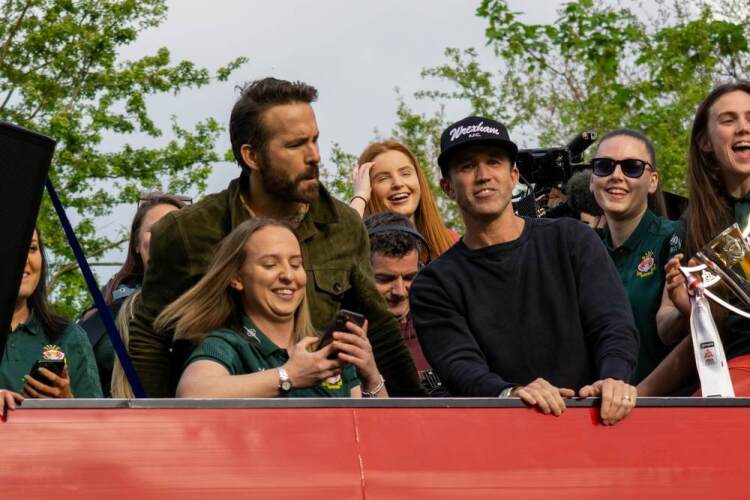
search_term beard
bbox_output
[257,150,320,204]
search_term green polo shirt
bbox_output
[603,210,682,384]
[185,316,360,397]
[1,312,103,397]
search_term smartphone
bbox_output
[28,359,65,383]
[318,309,366,354]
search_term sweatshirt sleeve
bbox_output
[571,222,640,382]
[410,262,514,397]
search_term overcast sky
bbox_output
[94,0,564,280]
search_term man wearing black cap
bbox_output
[409,116,640,425]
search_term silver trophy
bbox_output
[695,223,750,309]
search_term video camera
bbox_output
[512,130,597,217]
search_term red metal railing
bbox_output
[1,398,747,499]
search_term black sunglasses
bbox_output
[591,158,653,178]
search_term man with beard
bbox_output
[128,77,422,397]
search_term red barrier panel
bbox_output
[1,399,748,499]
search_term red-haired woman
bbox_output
[350,140,458,257]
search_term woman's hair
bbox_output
[110,290,140,399]
[358,140,455,256]
[596,128,667,217]
[28,227,69,341]
[686,81,750,258]
[154,218,318,345]
[104,193,188,304]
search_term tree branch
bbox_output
[0,0,33,69]
[47,236,128,293]
[0,85,15,111]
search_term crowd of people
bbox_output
[3,77,750,426]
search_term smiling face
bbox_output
[590,135,657,222]
[18,230,42,301]
[371,249,419,318]
[369,149,422,219]
[230,225,307,324]
[441,145,518,223]
[705,90,750,196]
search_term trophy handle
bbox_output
[680,263,722,288]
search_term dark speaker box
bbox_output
[0,122,56,343]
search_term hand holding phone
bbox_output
[28,359,65,383]
[318,309,366,355]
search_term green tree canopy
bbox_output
[0,0,246,316]
[413,0,750,195]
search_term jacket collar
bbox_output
[604,209,657,253]
[228,172,340,242]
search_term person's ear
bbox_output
[510,165,520,186]
[229,276,244,292]
[440,177,455,200]
[648,170,659,195]
[240,144,261,174]
[699,132,713,153]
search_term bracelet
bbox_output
[361,374,385,398]
[350,195,369,206]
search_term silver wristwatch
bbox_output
[278,367,292,392]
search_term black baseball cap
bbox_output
[437,116,518,177]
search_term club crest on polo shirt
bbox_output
[449,121,501,142]
[42,345,65,361]
[321,374,343,390]
[636,251,656,278]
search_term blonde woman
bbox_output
[155,218,387,398]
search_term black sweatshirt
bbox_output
[410,217,639,397]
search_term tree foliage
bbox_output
[325,95,462,229]
[415,0,750,196]
[0,0,246,317]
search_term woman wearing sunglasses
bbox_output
[639,81,750,396]
[590,129,681,384]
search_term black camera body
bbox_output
[513,130,597,217]
[516,147,572,187]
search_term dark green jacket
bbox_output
[128,173,422,397]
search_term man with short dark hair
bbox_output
[410,116,640,424]
[129,77,422,397]
[365,212,447,395]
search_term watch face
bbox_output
[281,380,292,391]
